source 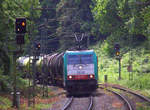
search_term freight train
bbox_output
[17,49,98,94]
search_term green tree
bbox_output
[0,0,41,91]
[92,0,150,55]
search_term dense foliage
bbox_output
[92,0,150,56]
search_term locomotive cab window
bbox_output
[80,55,93,64]
[67,54,93,64]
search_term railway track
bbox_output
[62,96,93,110]
[99,83,150,103]
[100,86,133,110]
[99,83,150,110]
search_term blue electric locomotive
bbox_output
[63,49,98,94]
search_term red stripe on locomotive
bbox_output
[67,74,95,80]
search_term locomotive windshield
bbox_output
[67,54,93,64]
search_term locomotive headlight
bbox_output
[79,65,83,69]
[90,75,94,78]
[69,75,72,79]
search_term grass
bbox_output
[0,84,56,110]
[20,103,52,110]
[0,77,58,110]
[136,105,150,110]
[0,96,12,110]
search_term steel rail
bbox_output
[88,96,93,110]
[62,97,74,110]
[99,84,150,103]
[112,86,150,103]
[100,86,133,110]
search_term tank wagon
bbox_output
[17,56,43,80]
[42,53,64,86]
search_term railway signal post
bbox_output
[12,18,26,108]
[118,57,121,80]
[12,50,23,108]
[114,43,121,80]
[128,61,133,80]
